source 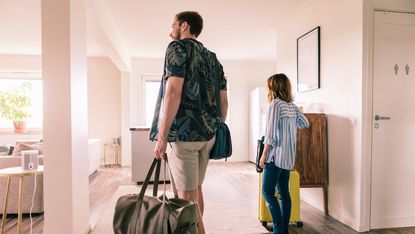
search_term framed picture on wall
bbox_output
[297,26,320,92]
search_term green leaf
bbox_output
[0,82,32,121]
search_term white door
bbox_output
[371,11,415,229]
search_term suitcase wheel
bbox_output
[261,221,267,227]
[296,221,304,228]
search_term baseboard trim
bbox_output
[371,215,415,229]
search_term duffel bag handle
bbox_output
[137,156,179,202]
[132,155,179,215]
[138,158,160,201]
[130,158,160,234]
[131,155,179,234]
[163,157,178,199]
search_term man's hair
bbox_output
[267,73,294,103]
[176,11,203,37]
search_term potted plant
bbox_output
[0,82,32,133]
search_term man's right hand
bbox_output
[154,138,167,160]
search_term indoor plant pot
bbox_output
[13,120,28,133]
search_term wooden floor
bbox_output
[1,162,415,233]
[0,166,133,234]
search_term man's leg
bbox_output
[198,185,204,215]
[168,141,206,234]
[178,189,205,234]
[168,137,213,234]
[196,137,214,218]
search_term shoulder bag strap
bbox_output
[215,67,222,122]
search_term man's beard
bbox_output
[171,30,181,40]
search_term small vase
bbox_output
[13,121,27,133]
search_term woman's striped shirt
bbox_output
[264,99,309,170]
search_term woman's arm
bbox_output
[259,143,271,168]
[264,101,279,147]
[297,111,309,128]
[260,101,279,168]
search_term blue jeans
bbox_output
[262,163,291,234]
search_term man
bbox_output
[149,11,228,234]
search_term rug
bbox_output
[90,183,268,234]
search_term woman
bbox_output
[259,73,309,234]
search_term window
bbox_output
[0,73,43,129]
[141,75,161,126]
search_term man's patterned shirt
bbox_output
[149,38,227,142]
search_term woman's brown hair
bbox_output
[266,73,293,103]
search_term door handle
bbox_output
[375,115,391,121]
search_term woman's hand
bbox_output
[259,155,266,169]
[260,143,270,169]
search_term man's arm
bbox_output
[220,90,228,122]
[154,76,184,159]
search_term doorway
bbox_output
[371,10,415,229]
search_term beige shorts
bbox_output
[167,136,215,191]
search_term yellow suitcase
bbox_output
[258,170,303,228]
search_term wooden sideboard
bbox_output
[294,113,328,215]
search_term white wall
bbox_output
[131,58,164,127]
[87,57,121,160]
[276,0,363,230]
[121,71,132,166]
[130,58,276,162]
[0,54,41,72]
[221,60,276,161]
[128,58,163,166]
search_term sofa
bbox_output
[0,155,44,214]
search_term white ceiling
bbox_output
[0,0,306,61]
